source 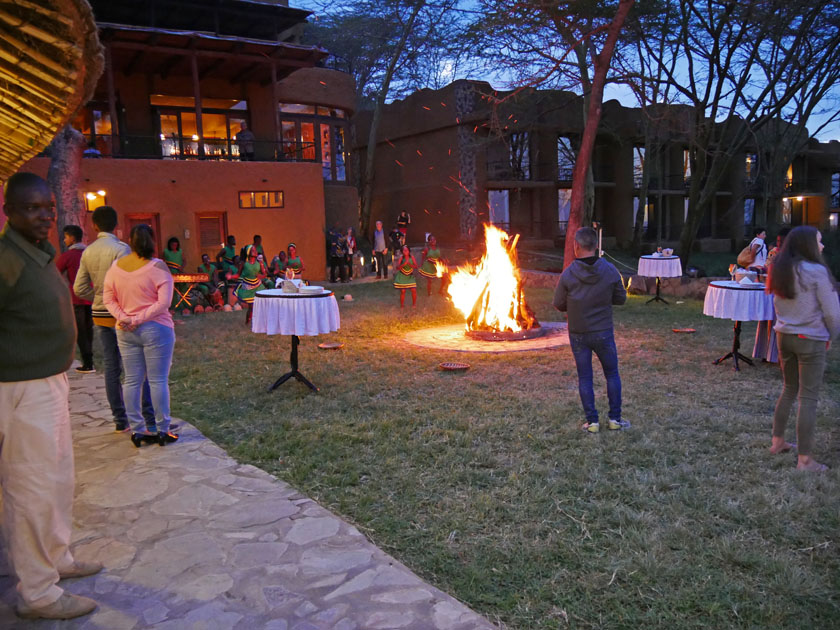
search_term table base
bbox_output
[268,335,318,392]
[173,282,198,309]
[712,321,754,371]
[646,277,668,305]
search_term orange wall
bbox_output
[15,157,327,280]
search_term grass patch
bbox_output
[169,280,840,629]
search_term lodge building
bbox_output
[355,80,840,250]
[17,0,359,279]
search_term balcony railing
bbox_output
[486,160,533,181]
[51,134,323,164]
[785,178,823,194]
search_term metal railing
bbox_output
[784,178,823,194]
[57,134,323,164]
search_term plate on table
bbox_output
[300,285,325,294]
[672,328,696,334]
[318,342,344,350]
[439,362,470,371]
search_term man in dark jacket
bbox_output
[553,227,628,433]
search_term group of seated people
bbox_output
[161,233,304,321]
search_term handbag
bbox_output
[736,244,756,268]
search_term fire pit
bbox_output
[439,224,541,340]
[407,223,567,353]
[465,327,548,342]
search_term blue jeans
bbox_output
[96,325,156,430]
[569,329,622,424]
[115,322,175,434]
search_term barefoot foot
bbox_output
[796,458,828,472]
[769,438,795,455]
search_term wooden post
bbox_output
[271,62,280,160]
[191,52,204,158]
[105,42,119,156]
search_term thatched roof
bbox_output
[0,0,103,182]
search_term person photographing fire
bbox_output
[553,227,628,433]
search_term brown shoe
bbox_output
[17,592,98,619]
[59,560,103,579]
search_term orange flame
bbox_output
[440,224,535,333]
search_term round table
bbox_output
[703,280,775,371]
[637,255,682,304]
[252,288,340,391]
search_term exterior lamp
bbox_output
[84,190,107,212]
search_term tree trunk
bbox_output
[563,0,635,269]
[48,125,87,249]
[359,0,426,239]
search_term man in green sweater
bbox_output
[0,173,101,620]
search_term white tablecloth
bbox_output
[637,255,682,278]
[703,281,775,322]
[252,289,340,336]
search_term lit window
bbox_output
[238,191,284,209]
[84,190,107,212]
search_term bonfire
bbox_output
[437,224,539,337]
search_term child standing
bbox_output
[393,245,418,308]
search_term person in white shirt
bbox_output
[748,227,768,269]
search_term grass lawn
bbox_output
[170,280,840,629]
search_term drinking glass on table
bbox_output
[729,263,736,282]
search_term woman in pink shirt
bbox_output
[103,224,178,447]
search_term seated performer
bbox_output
[197,254,223,308]
[270,249,287,283]
[285,243,304,278]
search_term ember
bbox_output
[437,224,539,338]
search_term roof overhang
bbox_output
[98,23,327,85]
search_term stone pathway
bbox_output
[0,371,498,630]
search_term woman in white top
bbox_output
[748,227,768,269]
[766,226,840,471]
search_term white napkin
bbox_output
[738,275,754,285]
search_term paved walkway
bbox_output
[0,370,497,630]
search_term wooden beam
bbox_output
[106,42,120,156]
[271,62,280,158]
[158,54,183,79]
[191,52,204,159]
[236,61,264,85]
[124,34,158,75]
[109,40,316,69]
[199,42,240,80]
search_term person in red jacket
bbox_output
[56,225,94,373]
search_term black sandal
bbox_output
[158,432,179,446]
[130,433,158,448]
